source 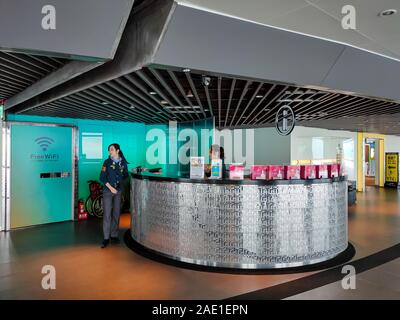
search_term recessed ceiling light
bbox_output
[149,91,157,95]
[160,100,168,104]
[102,101,109,105]
[183,68,191,73]
[107,115,111,118]
[130,105,135,109]
[256,95,263,98]
[204,109,209,111]
[277,99,293,102]
[379,9,397,17]
[186,90,194,98]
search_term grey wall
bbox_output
[216,127,291,167]
[254,128,291,165]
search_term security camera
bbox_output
[202,75,211,87]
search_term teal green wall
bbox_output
[7,115,215,199]
[178,118,214,174]
[144,124,170,171]
[8,115,147,200]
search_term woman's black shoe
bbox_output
[101,239,110,248]
[110,237,120,244]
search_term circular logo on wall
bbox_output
[275,105,295,136]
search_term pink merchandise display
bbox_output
[328,164,341,178]
[316,165,328,179]
[250,165,267,180]
[284,165,301,180]
[229,164,244,180]
[265,165,284,180]
[300,165,317,179]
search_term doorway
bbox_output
[365,138,377,186]
[357,132,385,192]
[2,122,77,230]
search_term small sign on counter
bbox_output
[190,156,205,179]
[210,159,222,179]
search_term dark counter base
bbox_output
[131,172,346,186]
[124,231,355,275]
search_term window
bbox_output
[82,132,103,160]
[312,137,324,159]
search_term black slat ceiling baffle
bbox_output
[21,66,400,128]
[0,51,68,100]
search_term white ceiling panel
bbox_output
[266,4,371,49]
[309,0,400,59]
[177,0,310,22]
[177,0,400,61]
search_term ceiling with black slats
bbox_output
[21,66,400,132]
[0,51,68,100]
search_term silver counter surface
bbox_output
[130,173,348,269]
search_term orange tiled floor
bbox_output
[0,186,400,299]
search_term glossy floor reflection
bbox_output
[0,186,399,300]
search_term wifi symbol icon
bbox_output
[35,137,54,151]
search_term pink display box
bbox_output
[229,164,244,180]
[284,165,300,180]
[316,165,328,179]
[328,164,341,178]
[266,165,284,180]
[250,165,267,180]
[300,165,317,179]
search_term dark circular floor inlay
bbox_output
[124,231,356,275]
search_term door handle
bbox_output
[40,172,71,178]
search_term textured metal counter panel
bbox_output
[131,177,348,269]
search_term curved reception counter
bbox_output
[130,173,348,269]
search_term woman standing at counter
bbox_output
[99,143,129,248]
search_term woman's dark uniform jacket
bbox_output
[100,157,129,191]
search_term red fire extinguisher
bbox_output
[77,199,88,221]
